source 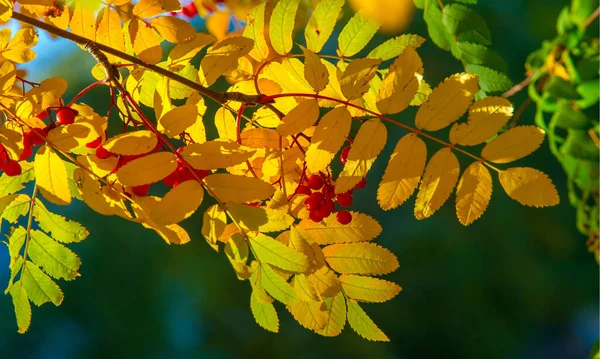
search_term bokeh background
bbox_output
[1,0,598,358]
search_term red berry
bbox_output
[177,165,195,182]
[322,184,334,199]
[309,210,324,223]
[340,146,351,164]
[19,145,32,160]
[317,200,334,218]
[304,192,324,211]
[336,192,353,207]
[3,160,21,176]
[354,177,367,189]
[307,173,325,190]
[336,210,352,225]
[36,110,49,120]
[132,184,150,196]
[95,146,113,159]
[56,107,77,125]
[86,136,102,149]
[297,185,312,196]
[181,3,197,17]
[163,170,180,187]
[24,129,46,146]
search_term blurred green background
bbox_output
[1,0,598,358]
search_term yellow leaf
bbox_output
[168,33,215,65]
[301,46,329,93]
[293,274,322,302]
[376,46,422,115]
[308,267,341,297]
[204,174,274,203]
[77,171,114,216]
[340,275,401,303]
[415,73,479,131]
[96,7,125,63]
[498,167,559,207]
[151,223,190,245]
[77,154,118,178]
[322,243,399,275]
[315,291,346,337]
[0,124,23,160]
[103,130,157,155]
[206,10,230,40]
[455,162,492,225]
[336,118,387,193]
[225,233,251,278]
[377,133,427,210]
[116,152,178,186]
[261,58,313,94]
[249,235,310,272]
[241,128,288,149]
[128,19,163,65]
[150,16,195,43]
[46,122,98,152]
[0,61,15,92]
[269,0,299,55]
[227,203,294,232]
[414,148,460,220]
[481,126,545,163]
[305,0,344,53]
[243,2,269,61]
[251,287,279,332]
[287,299,328,331]
[70,3,96,43]
[214,107,237,142]
[449,96,513,146]
[34,145,71,206]
[256,262,298,304]
[10,281,31,334]
[150,180,204,226]
[201,204,226,251]
[305,106,352,173]
[200,37,253,86]
[298,212,382,244]
[133,0,180,18]
[0,0,13,25]
[346,299,389,342]
[180,141,255,170]
[0,28,38,64]
[276,99,320,137]
[158,104,197,137]
[340,58,382,101]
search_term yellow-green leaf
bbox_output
[305,0,344,53]
[28,229,81,280]
[150,180,204,226]
[202,204,226,251]
[449,96,513,146]
[249,235,310,272]
[415,73,479,131]
[455,162,492,225]
[250,287,279,332]
[1,194,30,223]
[305,106,352,173]
[377,133,427,211]
[481,126,545,163]
[257,262,297,304]
[376,46,422,115]
[32,199,89,243]
[340,274,401,303]
[498,167,559,207]
[367,34,425,61]
[315,291,346,337]
[308,266,341,297]
[35,145,71,206]
[116,151,178,186]
[227,203,294,232]
[243,2,269,61]
[340,58,382,101]
[287,299,327,331]
[204,174,274,203]
[180,141,255,170]
[10,280,31,334]
[103,130,157,155]
[322,243,399,275]
[346,299,389,342]
[298,212,382,244]
[269,0,299,55]
[414,148,460,220]
[276,99,320,137]
[22,261,64,306]
[337,10,379,57]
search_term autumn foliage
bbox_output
[0,0,571,340]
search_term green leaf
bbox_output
[346,298,389,341]
[456,42,507,73]
[257,263,297,305]
[305,0,345,53]
[0,194,30,223]
[456,0,478,3]
[550,100,590,130]
[0,161,34,197]
[269,0,299,55]
[442,4,491,45]
[22,261,64,306]
[576,80,599,109]
[337,10,380,57]
[571,0,597,26]
[590,339,599,359]
[560,130,599,161]
[169,63,197,99]
[250,287,279,333]
[7,226,26,264]
[249,235,310,273]
[10,280,31,334]
[64,161,83,201]
[5,256,23,294]
[367,34,425,61]
[423,2,459,56]
[413,0,426,9]
[33,199,89,243]
[28,229,81,280]
[465,64,512,92]
[544,76,581,99]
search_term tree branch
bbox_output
[11,11,265,106]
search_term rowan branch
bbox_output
[11,11,264,106]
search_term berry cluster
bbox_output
[299,171,367,226]
[0,106,78,178]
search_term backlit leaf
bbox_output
[498,167,559,207]
[481,126,545,163]
[269,0,299,55]
[302,46,329,93]
[449,96,513,146]
[337,10,380,57]
[150,180,204,226]
[35,145,71,206]
[158,104,197,137]
[277,99,320,137]
[287,298,327,331]
[0,162,34,197]
[10,281,31,334]
[204,174,274,203]
[116,152,178,186]
[305,106,352,173]
[22,261,63,306]
[96,7,125,63]
[202,204,226,251]
[243,2,269,61]
[46,122,98,152]
[315,292,346,337]
[150,16,195,43]
[377,134,427,210]
[28,229,81,280]
[1,194,30,223]
[455,162,492,225]
[415,73,478,131]
[340,275,401,303]
[323,243,399,275]
[227,203,294,232]
[299,212,382,244]
[414,148,460,220]
[181,141,254,170]
[32,199,89,243]
[241,128,288,149]
[376,46,422,115]
[251,287,279,332]
[257,262,297,305]
[305,0,344,53]
[103,130,157,155]
[367,34,425,61]
[340,58,382,101]
[200,37,253,86]
[336,118,387,193]
[249,235,310,272]
[346,299,389,342]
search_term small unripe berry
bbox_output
[307,173,325,190]
[336,210,352,225]
[3,160,21,177]
[56,107,77,125]
[354,177,367,189]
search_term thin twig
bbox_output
[502,72,536,98]
[582,6,600,29]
